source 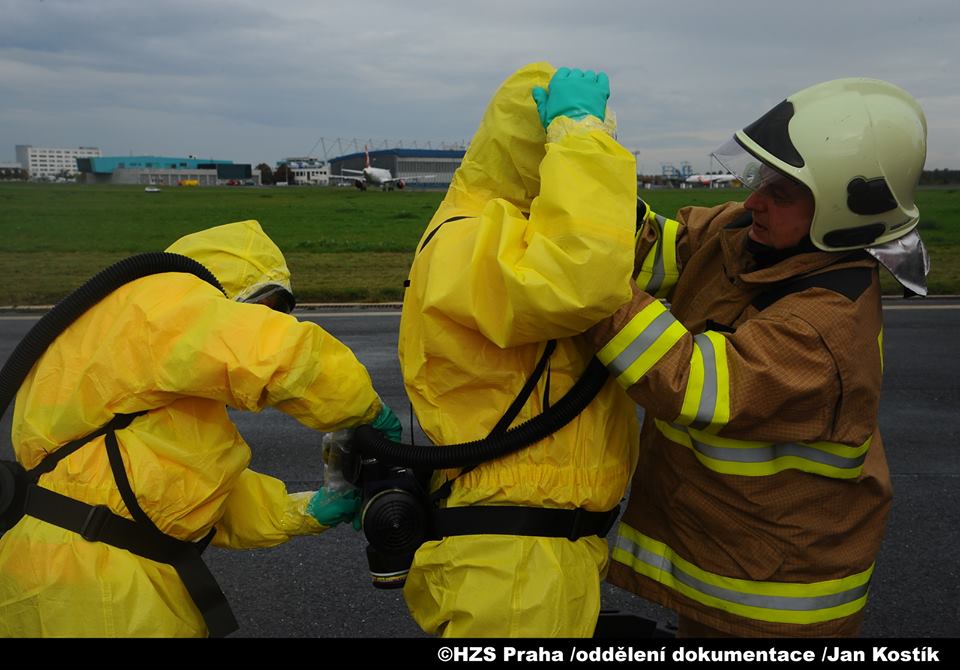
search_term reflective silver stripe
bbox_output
[616,533,871,612]
[608,310,677,378]
[644,214,667,295]
[664,422,869,471]
[691,334,718,428]
[690,431,866,469]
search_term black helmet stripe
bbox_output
[742,100,805,169]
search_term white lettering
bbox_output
[826,647,865,662]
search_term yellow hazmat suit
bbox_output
[0,220,381,637]
[398,63,639,637]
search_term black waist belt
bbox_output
[432,505,620,541]
[23,484,238,637]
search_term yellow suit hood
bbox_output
[165,220,292,302]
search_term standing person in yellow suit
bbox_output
[587,78,927,636]
[0,220,401,637]
[398,63,640,637]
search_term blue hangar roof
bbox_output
[77,156,234,174]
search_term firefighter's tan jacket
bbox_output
[589,201,892,637]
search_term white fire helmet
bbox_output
[712,78,927,252]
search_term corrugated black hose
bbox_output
[0,252,224,418]
[352,357,610,469]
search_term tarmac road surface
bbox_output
[1,298,958,638]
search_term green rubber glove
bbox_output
[372,402,403,442]
[531,67,610,130]
[307,487,361,527]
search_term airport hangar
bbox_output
[328,148,465,188]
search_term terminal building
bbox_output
[76,156,259,186]
[15,145,102,180]
[328,148,465,188]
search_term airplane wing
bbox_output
[388,174,437,183]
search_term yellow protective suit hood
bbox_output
[165,220,293,303]
[398,62,640,636]
[427,62,550,228]
[0,218,381,637]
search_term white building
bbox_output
[284,157,330,185]
[15,145,102,179]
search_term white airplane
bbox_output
[684,173,739,187]
[329,149,435,191]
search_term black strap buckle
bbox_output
[80,505,112,542]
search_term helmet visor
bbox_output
[239,282,296,314]
[711,136,792,191]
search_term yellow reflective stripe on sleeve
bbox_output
[678,338,706,425]
[613,524,873,625]
[654,419,870,479]
[677,331,731,431]
[658,215,680,298]
[635,213,681,298]
[878,326,884,374]
[597,301,687,389]
[635,214,663,294]
[636,238,663,293]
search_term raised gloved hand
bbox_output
[531,67,610,130]
[372,401,402,442]
[307,486,361,528]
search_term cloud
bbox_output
[1,0,957,169]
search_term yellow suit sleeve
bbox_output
[212,468,326,549]
[419,129,636,348]
[107,276,382,431]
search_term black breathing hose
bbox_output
[352,357,611,469]
[0,252,224,418]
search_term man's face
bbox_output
[743,176,815,249]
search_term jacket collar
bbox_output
[720,221,860,289]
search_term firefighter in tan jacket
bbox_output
[589,79,928,637]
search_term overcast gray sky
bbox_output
[2,0,957,172]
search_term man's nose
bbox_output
[744,190,765,210]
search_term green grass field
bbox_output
[1,182,957,304]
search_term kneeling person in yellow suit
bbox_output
[0,220,401,637]
[399,64,639,637]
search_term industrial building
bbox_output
[328,148,464,188]
[15,145,102,179]
[75,156,259,186]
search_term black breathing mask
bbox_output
[325,432,434,589]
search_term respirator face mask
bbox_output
[323,431,433,589]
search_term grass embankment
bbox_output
[1,183,957,304]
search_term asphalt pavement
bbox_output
[1,299,958,638]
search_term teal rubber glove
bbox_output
[307,487,361,527]
[531,67,610,130]
[372,402,402,442]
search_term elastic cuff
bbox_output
[287,490,329,535]
[545,110,617,143]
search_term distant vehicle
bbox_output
[684,173,739,187]
[328,148,435,191]
[178,179,199,187]
[144,187,161,193]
